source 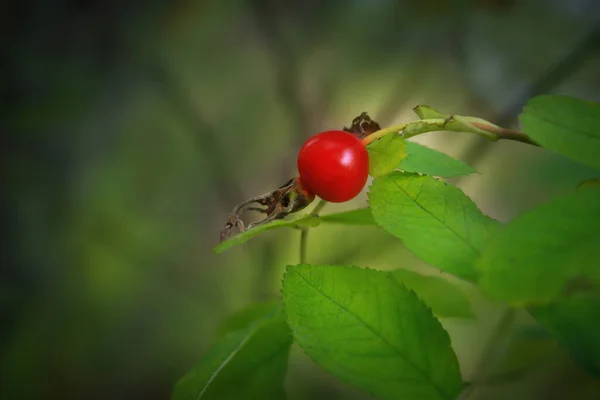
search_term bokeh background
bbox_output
[4,0,600,399]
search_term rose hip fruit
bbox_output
[297,130,369,203]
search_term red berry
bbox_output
[297,130,369,203]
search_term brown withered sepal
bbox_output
[219,177,314,242]
[343,111,381,139]
[219,112,381,242]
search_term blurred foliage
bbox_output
[3,0,600,399]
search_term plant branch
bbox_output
[311,198,328,216]
[361,116,538,148]
[360,122,409,145]
[458,23,600,166]
[470,123,538,146]
[298,199,327,264]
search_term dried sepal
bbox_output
[220,112,378,242]
[219,177,315,242]
[343,112,381,139]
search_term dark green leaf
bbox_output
[477,187,600,304]
[520,95,600,169]
[214,215,319,254]
[398,141,477,178]
[283,264,463,400]
[530,293,600,378]
[366,134,407,177]
[319,208,375,226]
[172,307,292,400]
[390,269,474,319]
[369,172,500,281]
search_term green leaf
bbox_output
[477,187,600,304]
[369,172,500,281]
[283,264,463,400]
[390,269,474,319]
[520,95,600,170]
[215,208,378,254]
[217,300,280,337]
[413,105,449,119]
[172,307,292,400]
[530,293,600,378]
[398,141,478,178]
[319,208,375,226]
[214,214,319,254]
[366,134,407,177]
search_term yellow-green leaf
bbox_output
[366,134,407,177]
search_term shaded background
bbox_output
[3,0,600,399]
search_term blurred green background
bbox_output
[3,1,600,399]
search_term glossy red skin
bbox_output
[297,130,369,203]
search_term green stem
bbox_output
[361,121,411,145]
[470,122,538,146]
[311,198,328,215]
[361,117,538,147]
[298,199,328,264]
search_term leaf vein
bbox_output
[290,268,452,400]
[389,178,479,256]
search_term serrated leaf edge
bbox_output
[281,264,460,400]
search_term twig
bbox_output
[459,23,600,166]
[298,199,328,264]
[470,123,538,146]
[360,117,537,148]
[311,198,328,216]
[453,26,599,398]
